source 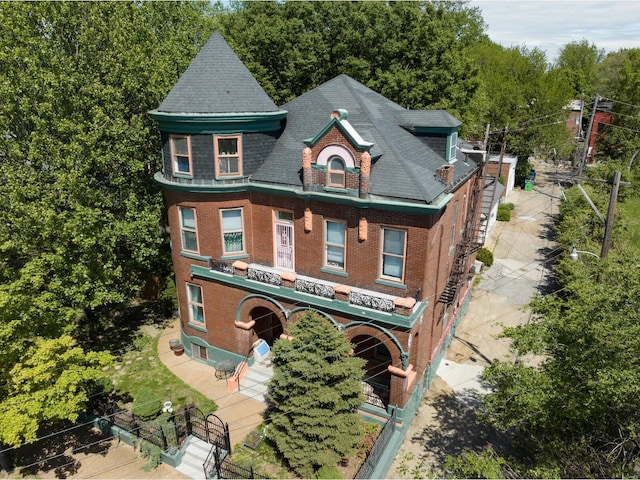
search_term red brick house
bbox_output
[150,32,485,422]
[586,100,614,164]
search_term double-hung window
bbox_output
[186,283,204,324]
[327,156,346,188]
[179,206,198,253]
[221,208,244,254]
[215,135,242,177]
[170,135,192,175]
[381,228,406,282]
[324,220,346,270]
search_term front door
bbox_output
[274,211,294,270]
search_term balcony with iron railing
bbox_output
[189,259,427,329]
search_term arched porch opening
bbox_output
[250,306,284,347]
[352,334,391,409]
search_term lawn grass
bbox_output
[109,327,217,414]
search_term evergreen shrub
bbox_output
[476,247,494,267]
[497,204,511,221]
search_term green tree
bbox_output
[266,310,366,477]
[0,1,218,453]
[554,39,605,97]
[477,177,640,476]
[469,42,574,162]
[219,1,485,129]
[0,336,113,447]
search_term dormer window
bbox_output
[328,156,346,188]
[448,131,458,162]
[215,135,242,177]
[170,135,192,175]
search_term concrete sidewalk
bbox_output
[388,159,566,477]
[157,320,267,449]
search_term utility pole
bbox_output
[556,170,630,259]
[578,94,600,178]
[601,171,621,259]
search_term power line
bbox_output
[3,167,577,475]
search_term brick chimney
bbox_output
[437,164,455,185]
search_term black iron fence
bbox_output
[94,400,185,451]
[355,407,397,479]
[218,458,270,479]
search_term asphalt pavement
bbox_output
[387,159,564,477]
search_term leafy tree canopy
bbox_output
[0,335,113,447]
[266,310,365,477]
[219,0,486,131]
[0,0,217,447]
[554,39,605,97]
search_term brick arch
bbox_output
[344,323,404,369]
[316,144,355,168]
[287,307,341,330]
[236,294,288,331]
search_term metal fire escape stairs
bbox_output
[437,160,487,305]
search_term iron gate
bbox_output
[206,413,230,451]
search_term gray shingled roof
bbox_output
[252,75,477,203]
[157,31,279,114]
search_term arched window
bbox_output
[328,156,346,188]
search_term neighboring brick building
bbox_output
[150,31,485,422]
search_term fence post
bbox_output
[224,422,231,454]
[184,406,192,436]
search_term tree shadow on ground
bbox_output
[77,298,175,356]
[14,421,111,479]
[410,389,511,472]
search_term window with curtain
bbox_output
[221,208,244,254]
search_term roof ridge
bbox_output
[342,78,433,201]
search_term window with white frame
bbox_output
[187,283,204,324]
[179,206,198,253]
[380,228,406,282]
[324,220,346,270]
[327,156,346,188]
[170,135,192,175]
[221,208,244,254]
[449,131,458,161]
[215,135,242,177]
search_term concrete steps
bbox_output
[236,363,273,405]
[175,437,210,479]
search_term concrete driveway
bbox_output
[388,159,565,478]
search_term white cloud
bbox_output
[469,0,640,63]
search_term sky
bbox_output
[469,0,640,64]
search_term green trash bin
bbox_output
[524,180,534,191]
